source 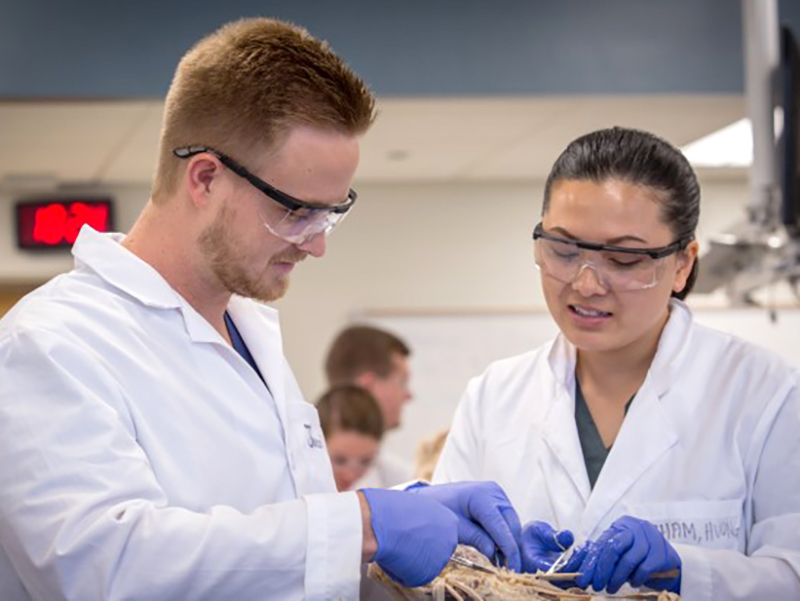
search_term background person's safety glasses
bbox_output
[174,146,357,245]
[532,222,693,291]
[329,455,376,471]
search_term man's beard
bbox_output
[198,203,305,303]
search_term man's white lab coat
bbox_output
[434,300,800,600]
[0,228,362,600]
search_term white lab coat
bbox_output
[0,227,362,601]
[434,300,800,600]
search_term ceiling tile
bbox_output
[0,101,153,188]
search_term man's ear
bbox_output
[355,371,377,392]
[185,155,224,210]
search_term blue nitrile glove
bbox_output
[361,488,459,588]
[574,516,681,594]
[409,481,522,572]
[520,520,577,573]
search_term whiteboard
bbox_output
[361,307,800,465]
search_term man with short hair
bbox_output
[0,18,522,600]
[325,325,414,487]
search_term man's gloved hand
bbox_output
[520,521,578,573]
[409,481,522,572]
[574,516,681,594]
[361,488,459,587]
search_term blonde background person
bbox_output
[414,429,450,483]
[0,17,524,600]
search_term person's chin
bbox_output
[562,324,620,353]
[250,278,289,303]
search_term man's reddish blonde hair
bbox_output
[152,18,376,202]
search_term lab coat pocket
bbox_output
[286,401,336,497]
[625,499,744,551]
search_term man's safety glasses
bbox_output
[173,146,357,245]
[532,222,693,291]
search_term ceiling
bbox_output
[0,94,747,191]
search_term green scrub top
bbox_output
[575,376,635,489]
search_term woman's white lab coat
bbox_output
[434,300,800,600]
[0,228,361,600]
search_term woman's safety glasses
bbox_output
[532,222,693,291]
[174,146,356,245]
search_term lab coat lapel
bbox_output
[179,302,227,344]
[581,381,678,537]
[226,297,290,432]
[540,337,592,507]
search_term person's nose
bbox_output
[336,467,357,490]
[571,263,609,296]
[336,476,353,492]
[297,232,326,258]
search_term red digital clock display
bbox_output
[16,200,114,249]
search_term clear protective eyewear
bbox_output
[329,454,377,471]
[173,146,357,245]
[532,222,693,291]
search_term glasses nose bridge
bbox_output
[571,252,609,291]
[296,229,327,256]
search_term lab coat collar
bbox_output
[71,226,228,345]
[226,295,287,423]
[543,299,694,398]
[71,226,185,311]
[647,299,694,396]
[542,337,592,503]
[546,332,578,389]
[72,226,292,447]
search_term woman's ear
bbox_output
[673,240,699,293]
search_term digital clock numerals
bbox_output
[16,200,113,249]
[32,202,110,245]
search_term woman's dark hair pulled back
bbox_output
[542,126,700,299]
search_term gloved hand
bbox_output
[520,521,578,573]
[574,516,681,594]
[361,488,459,587]
[410,481,522,572]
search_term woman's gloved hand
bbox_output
[574,516,681,594]
[410,481,522,572]
[520,520,577,573]
[361,488,459,587]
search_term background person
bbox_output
[317,384,384,492]
[434,127,800,599]
[325,324,414,487]
[0,18,522,600]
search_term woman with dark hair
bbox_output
[434,127,800,599]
